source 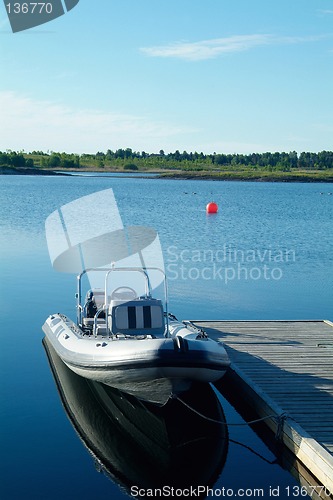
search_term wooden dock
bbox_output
[192,320,333,495]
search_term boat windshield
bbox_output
[77,267,167,325]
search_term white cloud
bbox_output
[141,34,330,61]
[317,9,333,15]
[141,34,273,61]
[0,91,197,153]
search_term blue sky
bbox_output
[0,0,332,154]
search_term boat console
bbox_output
[77,267,168,338]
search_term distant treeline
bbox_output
[0,151,35,168]
[83,149,333,170]
[1,149,333,171]
[0,151,80,169]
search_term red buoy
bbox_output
[206,202,218,214]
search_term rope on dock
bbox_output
[274,412,289,441]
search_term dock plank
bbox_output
[193,320,333,494]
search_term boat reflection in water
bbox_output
[43,337,229,497]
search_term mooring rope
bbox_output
[229,439,278,465]
[174,394,289,440]
[174,394,289,465]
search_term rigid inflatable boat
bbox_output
[42,267,230,404]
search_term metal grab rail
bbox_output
[93,306,107,337]
[76,266,169,337]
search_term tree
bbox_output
[48,154,61,168]
[124,148,133,159]
[61,158,75,168]
[26,158,34,168]
[173,150,181,161]
[124,163,138,170]
[115,149,125,159]
[10,152,25,167]
[0,153,9,165]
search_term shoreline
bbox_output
[0,166,70,176]
[1,166,332,182]
[158,171,333,183]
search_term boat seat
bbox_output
[110,298,165,336]
[82,317,106,327]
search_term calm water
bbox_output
[1,175,332,499]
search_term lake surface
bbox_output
[1,175,332,499]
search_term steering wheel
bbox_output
[111,286,138,300]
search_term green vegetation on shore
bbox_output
[1,148,333,182]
